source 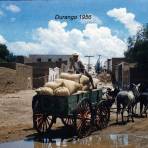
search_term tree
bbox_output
[0,44,9,61]
[0,43,16,62]
[124,24,148,66]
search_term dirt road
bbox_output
[0,90,36,143]
[0,90,148,143]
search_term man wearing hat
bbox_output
[69,53,95,89]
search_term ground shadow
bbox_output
[25,126,77,143]
[109,121,128,126]
[133,114,147,118]
[23,128,34,131]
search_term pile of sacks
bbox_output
[36,73,99,96]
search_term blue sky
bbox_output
[0,0,148,63]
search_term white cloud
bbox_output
[0,34,6,44]
[80,14,102,25]
[6,4,21,13]
[0,10,4,16]
[107,8,142,35]
[3,20,127,64]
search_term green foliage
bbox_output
[0,43,16,63]
[0,44,9,60]
[124,24,148,66]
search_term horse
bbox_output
[104,87,120,122]
[106,87,120,108]
[139,93,148,117]
[116,83,140,123]
[134,84,148,117]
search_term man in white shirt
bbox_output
[69,53,95,89]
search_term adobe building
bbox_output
[106,58,127,73]
[0,63,33,93]
[115,62,148,89]
[16,54,71,65]
[16,54,71,88]
[115,62,136,88]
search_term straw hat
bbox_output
[72,53,79,57]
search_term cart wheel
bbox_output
[61,117,75,127]
[95,101,110,129]
[95,106,102,129]
[76,99,92,137]
[33,113,53,134]
[32,96,53,133]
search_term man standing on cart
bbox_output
[69,53,95,89]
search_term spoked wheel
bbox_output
[95,106,102,129]
[32,95,53,134]
[95,101,110,129]
[33,113,53,134]
[61,117,75,127]
[76,99,92,137]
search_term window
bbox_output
[37,58,41,62]
[48,58,52,62]
[58,58,62,61]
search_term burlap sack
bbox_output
[54,86,70,96]
[36,87,54,95]
[60,72,81,83]
[44,81,63,90]
[55,79,82,95]
[82,85,90,91]
[80,75,89,85]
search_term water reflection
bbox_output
[0,134,148,148]
[110,134,128,145]
[32,134,147,148]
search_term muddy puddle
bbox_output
[0,134,148,148]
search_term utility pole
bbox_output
[84,55,94,71]
[95,54,102,74]
[97,55,101,65]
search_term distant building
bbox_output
[16,54,71,65]
[115,62,136,88]
[16,54,72,88]
[106,57,127,73]
[115,62,148,89]
[105,57,127,85]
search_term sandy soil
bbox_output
[0,90,36,143]
[0,90,148,143]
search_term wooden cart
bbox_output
[32,89,110,136]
